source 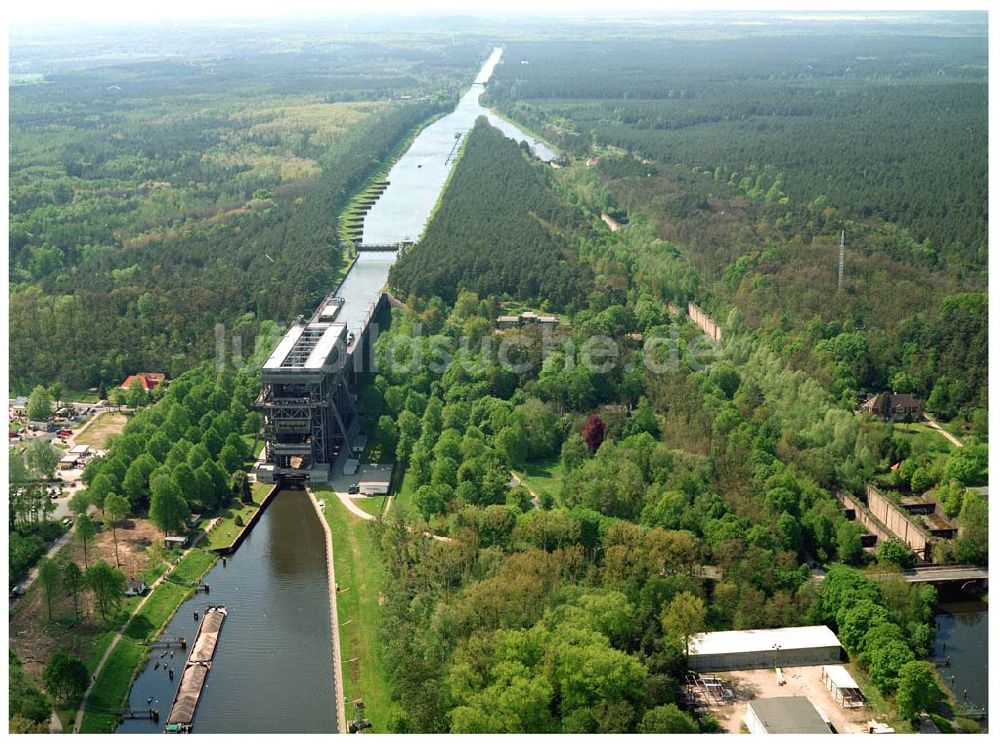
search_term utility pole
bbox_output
[837,230,846,292]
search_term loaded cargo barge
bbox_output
[164,606,227,733]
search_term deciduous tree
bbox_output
[581,415,606,454]
[150,478,190,537]
[660,591,706,658]
[43,651,88,703]
[38,558,62,621]
[63,561,85,619]
[103,493,130,567]
[86,560,125,620]
[638,704,698,733]
[75,513,96,568]
[896,661,945,720]
[27,385,53,421]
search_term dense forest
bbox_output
[354,107,986,731]
[490,36,987,253]
[488,35,987,419]
[389,120,592,309]
[8,41,493,393]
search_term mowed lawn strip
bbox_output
[313,486,397,730]
[166,548,216,586]
[124,582,193,641]
[355,496,387,517]
[513,456,564,505]
[79,638,145,733]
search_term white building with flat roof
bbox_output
[688,625,843,671]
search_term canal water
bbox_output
[118,46,557,734]
[933,600,988,731]
[117,489,336,733]
[361,46,557,246]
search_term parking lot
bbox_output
[9,401,117,520]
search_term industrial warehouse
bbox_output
[687,625,844,672]
[745,697,832,735]
[679,625,888,734]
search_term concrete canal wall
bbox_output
[307,486,348,734]
[688,303,722,342]
[212,484,282,556]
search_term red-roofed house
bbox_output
[120,373,166,392]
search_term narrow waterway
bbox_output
[117,489,336,733]
[933,600,988,731]
[361,46,557,246]
[117,46,558,734]
[333,46,558,344]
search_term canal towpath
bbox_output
[71,519,218,733]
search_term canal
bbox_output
[361,46,557,246]
[118,46,557,734]
[117,489,336,733]
[934,599,988,731]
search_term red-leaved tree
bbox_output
[582,414,606,454]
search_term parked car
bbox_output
[57,428,72,437]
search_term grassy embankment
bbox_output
[78,547,215,733]
[78,485,268,732]
[312,485,398,731]
[202,482,271,551]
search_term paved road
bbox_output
[896,565,987,583]
[14,525,78,595]
[923,413,964,449]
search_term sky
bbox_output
[7,0,991,24]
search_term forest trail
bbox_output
[923,413,964,449]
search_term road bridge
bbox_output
[869,565,988,587]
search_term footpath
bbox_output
[71,521,218,733]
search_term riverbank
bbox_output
[306,487,348,733]
[312,485,398,731]
[209,483,279,554]
[78,546,218,732]
[77,490,273,732]
[338,107,452,247]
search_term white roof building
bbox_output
[822,665,865,708]
[688,625,843,671]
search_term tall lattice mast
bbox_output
[837,230,845,291]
